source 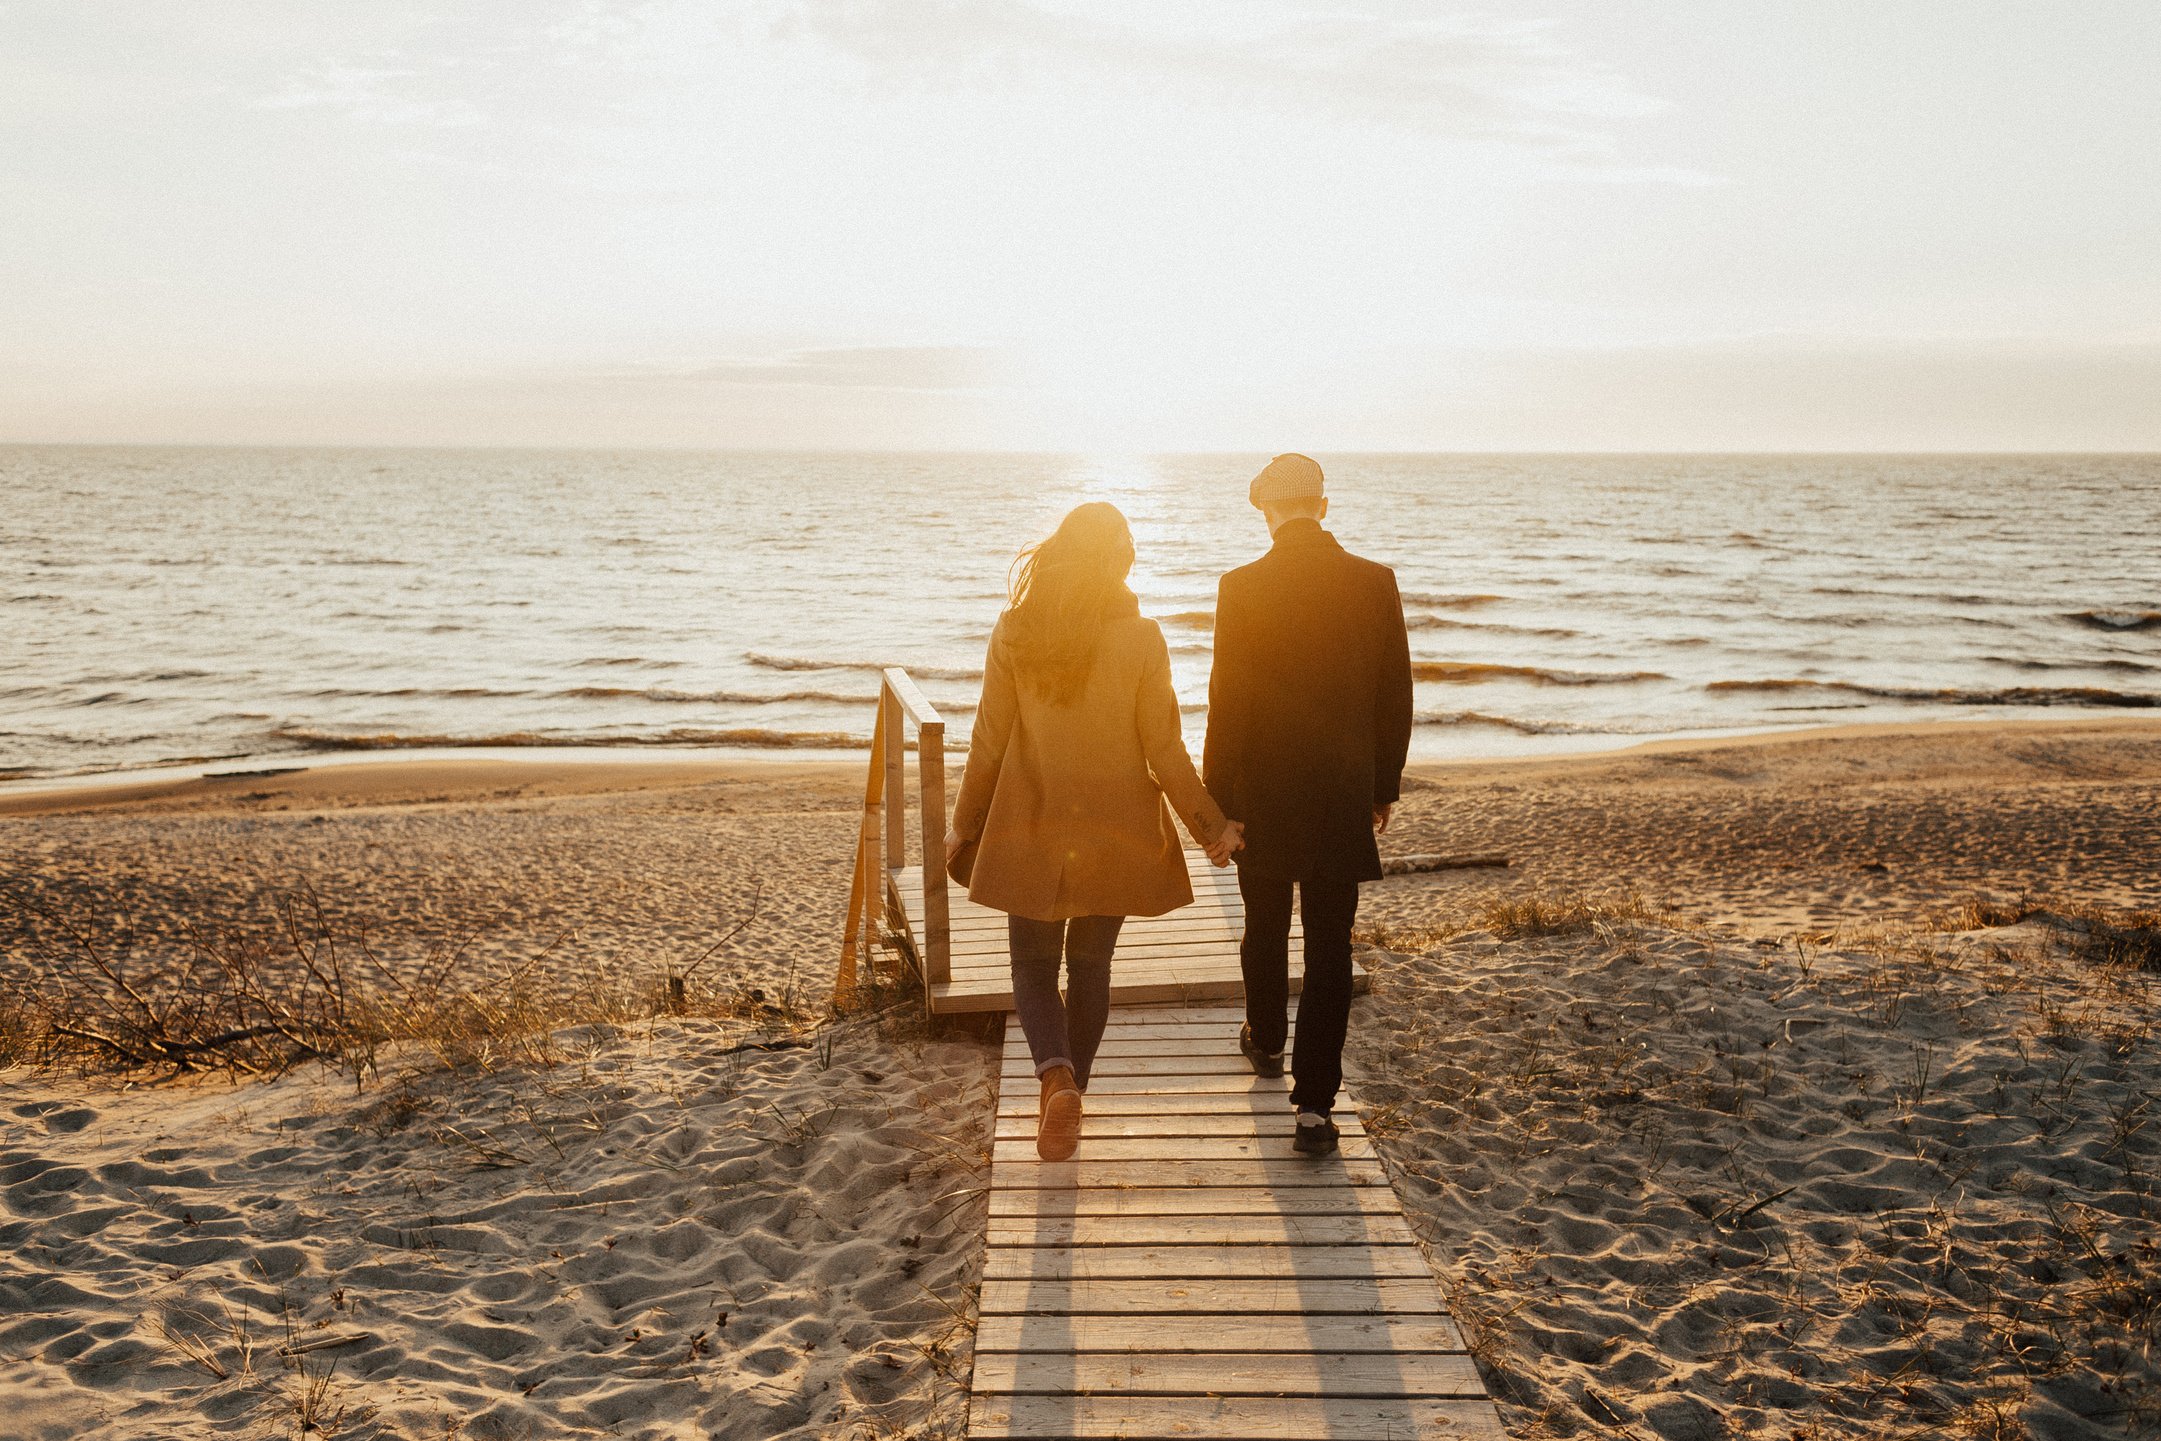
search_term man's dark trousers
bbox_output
[1238,868,1358,1115]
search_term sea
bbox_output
[4,447,2158,784]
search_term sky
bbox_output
[2,1,2158,451]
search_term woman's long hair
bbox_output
[1002,502,1139,704]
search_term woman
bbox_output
[946,502,1242,1161]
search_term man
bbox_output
[1203,453,1413,1155]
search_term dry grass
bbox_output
[3,883,852,1084]
[1359,886,1678,954]
[1926,893,2161,971]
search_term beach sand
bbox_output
[4,717,2158,1438]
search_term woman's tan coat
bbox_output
[951,613,1226,922]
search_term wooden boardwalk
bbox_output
[854,668,1502,1438]
[967,1002,1506,1439]
[895,850,1335,1014]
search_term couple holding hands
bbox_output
[944,453,1414,1161]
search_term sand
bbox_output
[1350,919,2160,1439]
[4,717,2159,1439]
[1,1013,994,1440]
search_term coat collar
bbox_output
[1266,517,1338,556]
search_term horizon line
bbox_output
[4,439,2158,459]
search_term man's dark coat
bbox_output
[1202,519,1414,882]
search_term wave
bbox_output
[560,684,980,713]
[1159,610,1214,630]
[1705,678,2158,708]
[305,685,536,700]
[573,656,684,670]
[1980,655,2159,676]
[2068,609,2161,632]
[1414,709,1610,736]
[1412,661,1667,686]
[1404,614,1580,639]
[746,652,985,682]
[1399,591,1504,608]
[268,725,871,752]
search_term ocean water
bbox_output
[3,447,2157,782]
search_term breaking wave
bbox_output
[2067,610,2161,632]
[1413,662,1667,686]
[1400,591,1505,608]
[745,652,985,682]
[1705,679,2157,708]
[268,725,872,751]
[1414,709,1612,736]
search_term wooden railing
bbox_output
[835,667,949,1006]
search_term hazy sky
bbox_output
[4,1,2157,450]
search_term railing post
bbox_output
[882,683,906,869]
[918,717,949,988]
[861,696,886,979]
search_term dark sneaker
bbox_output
[1291,1110,1339,1155]
[1238,1023,1285,1078]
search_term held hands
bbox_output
[1205,820,1246,868]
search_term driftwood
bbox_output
[1380,852,1510,876]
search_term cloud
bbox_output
[619,344,1006,391]
[766,1,1712,176]
[253,61,488,128]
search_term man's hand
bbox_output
[944,827,964,854]
[1206,820,1246,868]
[1372,804,1392,835]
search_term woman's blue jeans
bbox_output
[1007,914,1125,1088]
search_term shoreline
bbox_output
[6,713,2161,819]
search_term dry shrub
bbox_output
[6,884,804,1083]
[1359,889,1677,954]
[0,981,43,1070]
[1927,893,2161,972]
[1473,889,1676,940]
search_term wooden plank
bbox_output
[992,1114,1364,1139]
[968,1394,1508,1439]
[989,1135,1379,1163]
[998,1074,1290,1097]
[1005,1037,1268,1058]
[880,666,943,728]
[998,1092,1303,1118]
[988,1160,1390,1189]
[986,1214,1416,1247]
[969,1350,1487,1399]
[930,908,1280,933]
[942,937,1299,964]
[937,979,1298,1013]
[1085,1023,1268,1041]
[1001,1057,1268,1080]
[974,1312,1466,1356]
[1097,1007,1260,1026]
[982,1244,1433,1281]
[929,908,1287,934]
[986,1187,1398,1219]
[976,1277,1454,1316]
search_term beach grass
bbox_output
[3,882,854,1085]
[1357,885,1679,955]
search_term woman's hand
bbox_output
[1205,820,1246,867]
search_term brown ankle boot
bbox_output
[1037,1064,1082,1161]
